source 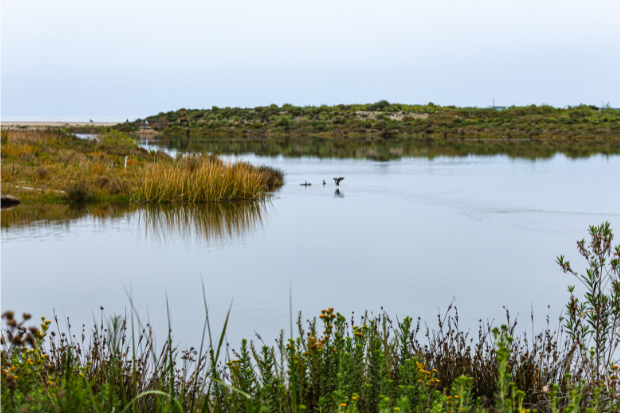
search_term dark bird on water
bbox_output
[333,177,345,186]
[300,181,311,186]
[323,180,326,185]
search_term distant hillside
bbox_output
[115,101,620,140]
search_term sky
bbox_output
[2,0,619,120]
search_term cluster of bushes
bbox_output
[2,223,619,412]
[115,103,620,140]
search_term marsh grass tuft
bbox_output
[132,153,281,203]
[65,180,92,203]
[257,165,285,188]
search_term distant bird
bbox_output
[323,180,326,185]
[300,181,311,186]
[90,119,94,123]
[333,177,345,186]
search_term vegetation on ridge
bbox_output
[117,101,620,141]
[2,223,619,412]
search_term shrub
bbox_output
[556,222,620,384]
[96,129,138,154]
[64,180,92,203]
[368,100,390,111]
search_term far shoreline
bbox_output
[1,121,121,128]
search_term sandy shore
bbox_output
[1,121,120,128]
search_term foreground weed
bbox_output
[2,224,620,412]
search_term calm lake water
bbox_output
[2,138,619,349]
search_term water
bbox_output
[2,139,619,350]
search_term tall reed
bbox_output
[131,154,280,203]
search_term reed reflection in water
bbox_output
[136,202,268,246]
[1,201,269,246]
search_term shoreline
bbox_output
[1,121,121,128]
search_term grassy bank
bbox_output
[116,102,620,141]
[0,130,283,204]
[2,224,619,412]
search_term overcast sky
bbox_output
[2,0,619,119]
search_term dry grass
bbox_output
[90,161,107,175]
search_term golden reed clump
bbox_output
[131,153,282,203]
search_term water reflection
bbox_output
[0,203,130,229]
[140,134,620,160]
[1,202,269,245]
[136,202,268,245]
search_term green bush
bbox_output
[97,129,137,152]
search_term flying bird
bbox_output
[333,177,345,186]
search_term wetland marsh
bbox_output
[3,131,620,412]
[3,137,619,348]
